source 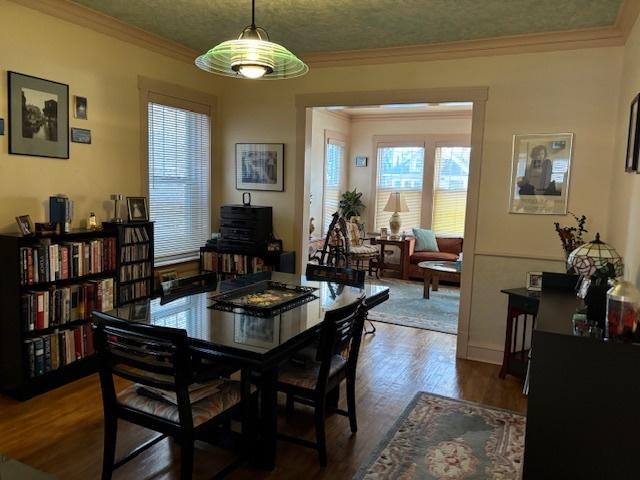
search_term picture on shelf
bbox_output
[15,215,34,236]
[236,143,284,191]
[74,96,87,120]
[509,133,573,215]
[267,239,283,252]
[526,271,543,291]
[127,197,148,222]
[8,71,69,159]
[70,128,91,144]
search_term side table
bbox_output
[369,237,411,279]
[499,288,539,380]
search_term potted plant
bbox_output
[339,188,365,220]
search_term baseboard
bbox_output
[466,343,503,365]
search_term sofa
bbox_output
[404,236,463,283]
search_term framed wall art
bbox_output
[626,93,640,172]
[70,128,91,144]
[8,71,69,159]
[509,133,573,215]
[236,143,284,191]
[74,95,87,120]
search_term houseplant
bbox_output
[339,188,365,219]
[554,211,588,259]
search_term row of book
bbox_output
[119,261,152,282]
[19,238,117,286]
[24,324,95,378]
[124,226,150,243]
[201,251,218,272]
[119,279,151,303]
[219,254,266,275]
[21,279,115,331]
[121,244,150,263]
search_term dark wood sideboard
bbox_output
[524,290,640,479]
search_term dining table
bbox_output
[100,271,389,469]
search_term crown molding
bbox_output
[10,0,639,69]
[349,110,473,122]
[9,0,198,63]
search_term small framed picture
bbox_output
[526,271,543,291]
[626,93,640,172]
[15,215,34,235]
[74,96,87,120]
[267,239,283,252]
[126,197,148,222]
[70,128,91,144]
[355,156,368,167]
[0,118,4,135]
[380,227,388,239]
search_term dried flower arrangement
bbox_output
[554,212,588,258]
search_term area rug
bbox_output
[368,278,459,334]
[355,392,526,480]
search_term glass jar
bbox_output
[606,281,640,341]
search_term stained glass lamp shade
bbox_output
[195,1,308,80]
[567,233,624,278]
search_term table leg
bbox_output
[499,309,516,379]
[258,367,278,469]
[423,271,431,299]
[432,275,440,292]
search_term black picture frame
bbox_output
[267,239,283,252]
[126,197,149,222]
[15,215,34,236]
[626,93,640,172]
[70,128,91,144]
[8,71,69,159]
[74,95,87,120]
[235,143,284,191]
[0,118,4,135]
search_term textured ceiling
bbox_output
[71,0,624,54]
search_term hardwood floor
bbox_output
[0,322,527,479]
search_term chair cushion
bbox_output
[413,229,439,252]
[436,237,463,255]
[117,379,244,427]
[351,244,378,256]
[277,355,347,390]
[410,251,459,264]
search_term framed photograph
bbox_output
[8,71,69,159]
[380,227,388,239]
[236,143,284,191]
[15,215,34,236]
[355,156,368,167]
[0,118,4,135]
[509,133,573,215]
[126,197,148,222]
[74,96,87,120]
[70,128,91,144]
[526,271,543,292]
[626,93,640,172]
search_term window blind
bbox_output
[148,102,211,265]
[323,140,344,233]
[375,146,425,232]
[432,146,470,236]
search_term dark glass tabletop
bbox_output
[102,271,388,359]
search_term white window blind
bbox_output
[432,146,470,236]
[148,102,210,265]
[375,146,425,232]
[323,140,344,233]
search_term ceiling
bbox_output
[70,0,624,55]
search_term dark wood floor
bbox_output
[0,322,527,479]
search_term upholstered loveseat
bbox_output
[404,236,463,283]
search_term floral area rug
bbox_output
[367,278,459,334]
[355,392,525,480]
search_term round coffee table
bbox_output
[418,261,461,299]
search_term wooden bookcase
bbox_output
[200,246,295,277]
[0,222,154,400]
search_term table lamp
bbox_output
[383,192,409,238]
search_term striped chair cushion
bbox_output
[277,355,346,390]
[117,379,243,427]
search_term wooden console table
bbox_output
[499,288,539,380]
[370,237,411,279]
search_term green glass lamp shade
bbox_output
[567,233,624,278]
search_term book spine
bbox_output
[34,337,44,376]
[43,335,51,373]
[25,340,35,378]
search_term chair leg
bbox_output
[314,399,328,466]
[286,393,295,413]
[180,439,194,480]
[346,375,358,433]
[327,385,339,409]
[101,415,117,480]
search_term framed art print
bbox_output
[126,196,148,222]
[70,128,91,144]
[8,71,69,159]
[509,133,573,215]
[626,93,640,172]
[74,95,87,120]
[236,143,284,191]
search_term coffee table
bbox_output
[418,260,462,299]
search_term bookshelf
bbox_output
[109,222,154,305]
[200,246,295,277]
[0,222,154,400]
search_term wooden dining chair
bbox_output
[276,299,366,466]
[93,312,253,480]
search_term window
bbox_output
[323,139,345,233]
[432,147,470,236]
[375,145,425,232]
[148,101,210,265]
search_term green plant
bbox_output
[339,188,365,219]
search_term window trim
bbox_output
[322,129,348,233]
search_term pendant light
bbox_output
[195,0,308,80]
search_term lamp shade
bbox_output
[567,233,624,278]
[383,192,409,213]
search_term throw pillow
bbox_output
[413,228,439,252]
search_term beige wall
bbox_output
[0,0,225,233]
[609,15,640,286]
